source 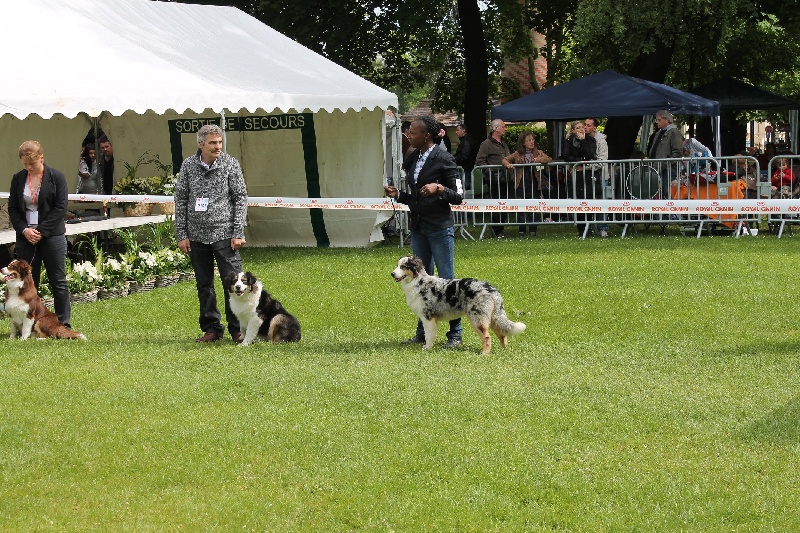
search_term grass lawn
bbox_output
[1,225,799,531]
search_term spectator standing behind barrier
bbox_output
[648,110,683,199]
[560,121,602,237]
[8,140,73,328]
[584,118,610,237]
[76,143,98,194]
[734,154,759,199]
[475,119,512,238]
[438,122,452,154]
[98,135,114,196]
[584,118,608,162]
[734,153,761,231]
[175,124,248,344]
[682,138,714,182]
[770,157,797,198]
[502,131,552,237]
[401,121,414,160]
[454,123,477,186]
[384,115,464,349]
[757,142,777,175]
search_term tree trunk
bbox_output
[457,0,489,141]
[605,45,676,160]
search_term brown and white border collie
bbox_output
[1,259,86,340]
[225,271,301,346]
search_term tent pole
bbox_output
[92,117,99,192]
[553,121,564,157]
[220,109,227,150]
[640,115,653,153]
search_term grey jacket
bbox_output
[174,151,248,244]
[476,136,512,185]
[649,125,683,159]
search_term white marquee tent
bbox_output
[0,0,398,246]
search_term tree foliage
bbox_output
[529,0,800,156]
[493,0,579,89]
[256,1,458,99]
[570,0,800,92]
[174,0,800,151]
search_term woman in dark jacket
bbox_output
[384,115,464,348]
[561,121,597,165]
[8,140,72,327]
[560,121,600,236]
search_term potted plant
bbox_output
[35,268,54,310]
[127,251,158,293]
[148,218,177,250]
[38,274,54,310]
[66,260,100,303]
[176,249,194,281]
[113,151,173,216]
[114,228,157,293]
[157,173,178,215]
[153,247,181,288]
[97,256,131,299]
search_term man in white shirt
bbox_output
[584,118,610,237]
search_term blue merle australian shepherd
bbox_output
[391,255,526,354]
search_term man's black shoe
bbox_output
[443,338,462,349]
[401,335,425,344]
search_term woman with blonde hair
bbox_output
[7,140,73,328]
[560,121,602,236]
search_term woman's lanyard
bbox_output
[28,171,42,206]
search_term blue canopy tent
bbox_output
[690,77,800,154]
[492,70,721,155]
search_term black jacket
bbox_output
[399,145,463,231]
[454,134,477,172]
[8,165,68,239]
[560,134,597,162]
[560,135,600,198]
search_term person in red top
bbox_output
[770,157,797,197]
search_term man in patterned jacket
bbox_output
[175,124,248,343]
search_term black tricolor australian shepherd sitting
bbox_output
[225,271,301,346]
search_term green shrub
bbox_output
[505,123,551,154]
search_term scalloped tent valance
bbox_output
[0,0,397,119]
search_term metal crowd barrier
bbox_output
[471,155,773,239]
[765,154,800,238]
[470,162,577,239]
[453,166,474,240]
[388,154,789,243]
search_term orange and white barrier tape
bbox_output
[3,193,798,215]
